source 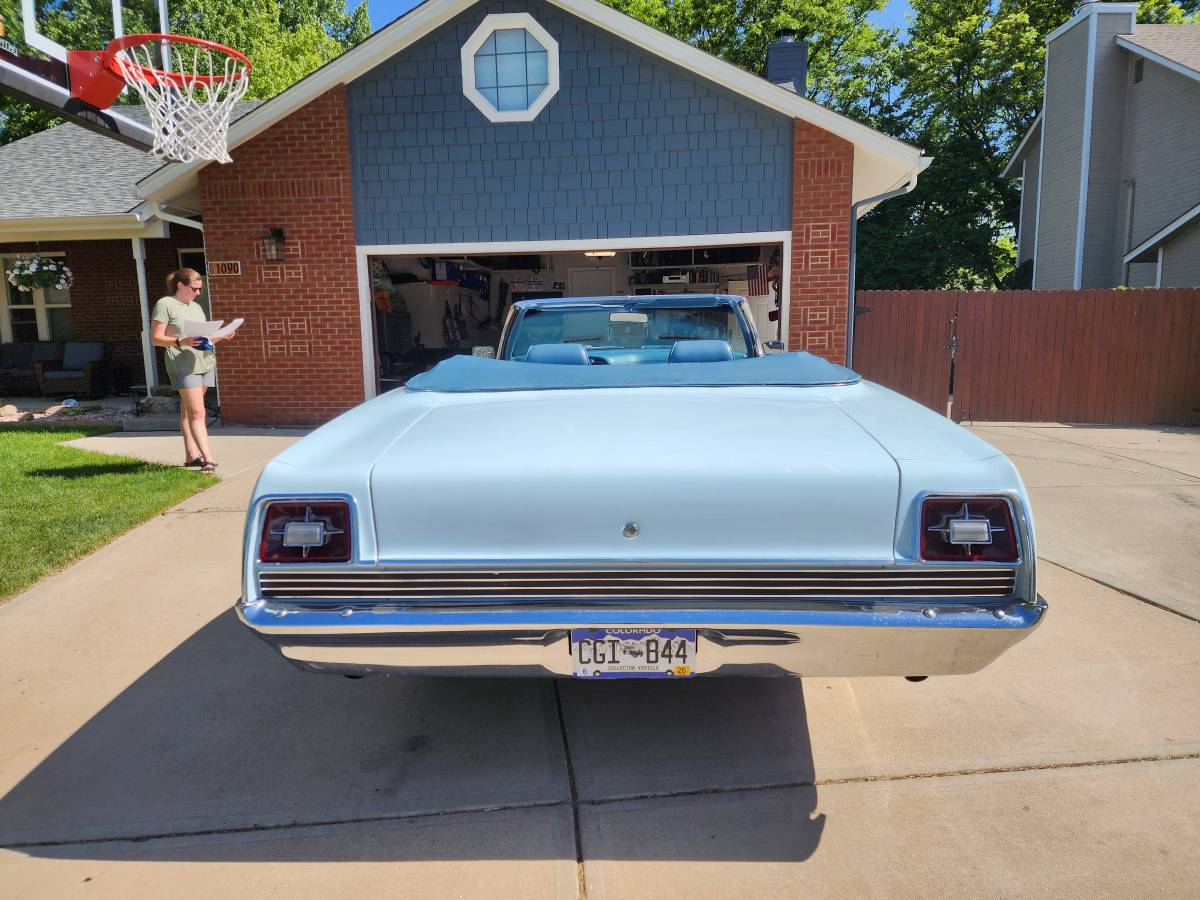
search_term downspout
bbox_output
[846,175,919,370]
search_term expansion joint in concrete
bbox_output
[1040,557,1200,625]
[582,750,1200,807]
[552,681,588,900]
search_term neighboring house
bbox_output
[3,0,930,425]
[1005,3,1200,289]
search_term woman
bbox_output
[150,268,236,475]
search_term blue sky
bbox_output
[368,1,914,34]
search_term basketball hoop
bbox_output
[68,34,251,164]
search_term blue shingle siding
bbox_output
[348,0,792,246]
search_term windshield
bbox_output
[507,304,752,360]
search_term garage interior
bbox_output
[367,241,783,388]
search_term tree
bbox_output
[856,0,1194,290]
[0,0,370,145]
[603,0,901,124]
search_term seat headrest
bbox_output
[667,340,734,363]
[525,343,591,365]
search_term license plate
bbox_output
[570,628,697,679]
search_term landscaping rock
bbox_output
[17,412,34,422]
[0,404,16,417]
[140,396,180,414]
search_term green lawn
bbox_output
[0,425,208,602]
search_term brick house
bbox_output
[0,113,212,390]
[11,0,929,425]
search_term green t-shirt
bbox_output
[152,295,216,377]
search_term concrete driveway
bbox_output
[0,425,1197,897]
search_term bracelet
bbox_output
[175,336,182,348]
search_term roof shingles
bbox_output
[0,121,161,220]
[0,102,260,221]
[1121,24,1200,76]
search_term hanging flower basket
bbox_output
[4,256,74,293]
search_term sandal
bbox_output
[200,460,218,475]
[184,456,205,468]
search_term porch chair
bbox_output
[34,341,112,399]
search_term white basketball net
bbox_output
[111,40,250,164]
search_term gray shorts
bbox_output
[169,368,216,390]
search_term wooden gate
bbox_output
[852,289,1200,425]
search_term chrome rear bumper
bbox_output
[237,597,1047,678]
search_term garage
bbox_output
[133,0,927,426]
[364,236,786,387]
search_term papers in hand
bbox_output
[181,317,244,339]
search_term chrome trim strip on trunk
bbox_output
[256,566,1018,601]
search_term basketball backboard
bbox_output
[0,0,154,147]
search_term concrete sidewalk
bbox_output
[967,423,1200,621]
[0,423,1197,896]
[64,425,310,483]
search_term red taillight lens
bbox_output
[259,501,351,563]
[920,497,1018,562]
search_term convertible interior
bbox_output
[511,306,753,365]
[524,340,737,364]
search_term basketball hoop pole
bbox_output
[158,0,172,71]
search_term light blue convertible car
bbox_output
[238,295,1045,680]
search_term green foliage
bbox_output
[857,0,1195,290]
[0,0,369,143]
[602,0,901,122]
[172,0,370,99]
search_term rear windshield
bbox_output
[508,304,751,359]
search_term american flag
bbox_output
[747,263,768,296]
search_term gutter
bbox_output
[845,174,921,370]
[150,203,204,232]
[0,212,167,242]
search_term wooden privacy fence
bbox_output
[852,289,1200,425]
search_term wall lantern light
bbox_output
[261,227,286,261]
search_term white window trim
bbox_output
[460,13,560,123]
[0,251,72,343]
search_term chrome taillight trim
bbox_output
[915,493,1025,565]
[257,566,1018,602]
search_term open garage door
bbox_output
[361,236,787,393]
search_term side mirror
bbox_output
[471,346,497,359]
[764,340,785,353]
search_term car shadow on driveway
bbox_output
[0,610,823,862]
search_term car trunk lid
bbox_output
[369,390,899,563]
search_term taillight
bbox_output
[259,501,351,563]
[920,497,1018,562]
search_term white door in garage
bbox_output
[569,267,613,296]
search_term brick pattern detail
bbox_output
[348,0,793,244]
[790,119,853,365]
[199,86,364,427]
[1,230,199,390]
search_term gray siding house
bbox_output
[1005,3,1200,289]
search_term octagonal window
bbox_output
[462,14,559,122]
[474,29,550,112]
